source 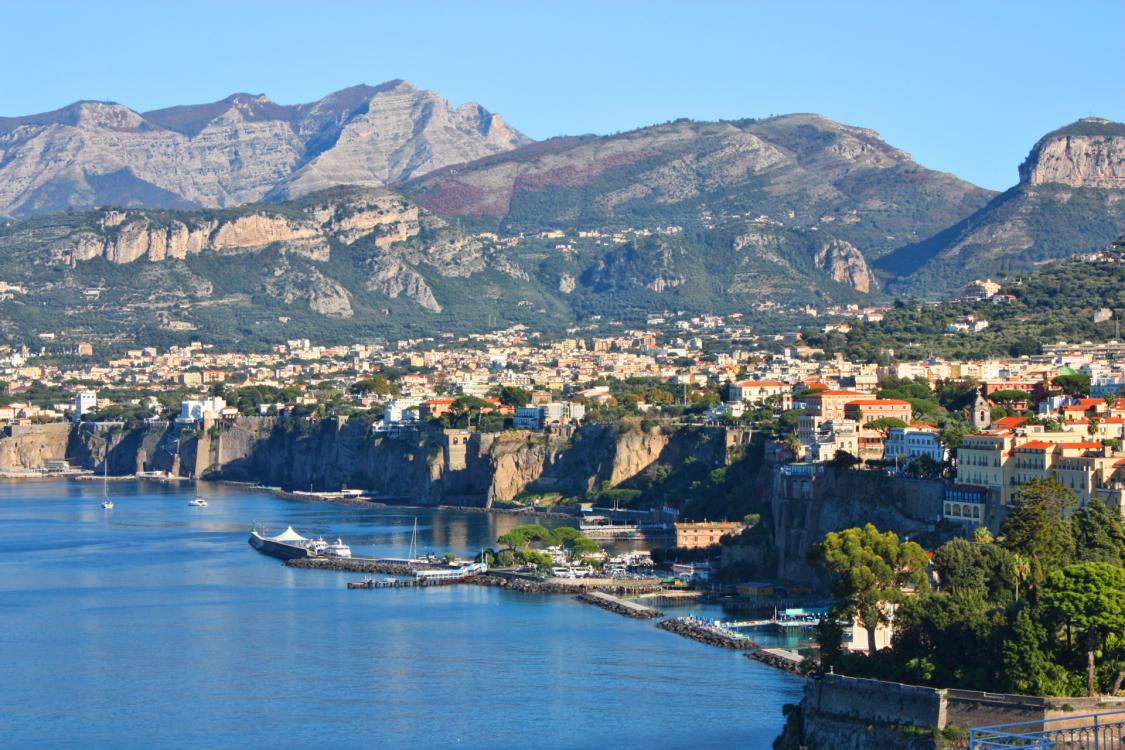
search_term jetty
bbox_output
[575,591,662,619]
[286,557,443,575]
[748,648,805,674]
[656,616,761,650]
[346,561,488,589]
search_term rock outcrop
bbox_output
[48,188,423,265]
[877,117,1125,296]
[366,258,442,312]
[0,423,70,471]
[813,238,872,292]
[0,81,531,217]
[1018,118,1125,188]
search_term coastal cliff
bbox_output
[16,417,732,507]
[0,423,71,471]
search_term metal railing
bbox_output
[970,710,1125,749]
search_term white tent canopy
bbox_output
[271,526,308,543]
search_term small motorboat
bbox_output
[101,499,114,509]
[188,497,209,507]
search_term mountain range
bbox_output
[0,80,527,218]
[0,80,1121,348]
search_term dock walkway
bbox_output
[748,648,805,674]
[576,591,662,619]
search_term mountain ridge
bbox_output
[876,116,1125,295]
[0,80,530,218]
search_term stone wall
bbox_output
[791,673,1125,749]
[804,674,944,729]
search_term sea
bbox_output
[0,479,803,749]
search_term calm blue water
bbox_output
[0,480,801,749]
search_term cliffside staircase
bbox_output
[970,710,1125,748]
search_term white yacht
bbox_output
[188,497,208,507]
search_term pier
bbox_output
[347,574,480,589]
[286,557,444,575]
[748,648,805,674]
[575,591,663,619]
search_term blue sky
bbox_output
[2,1,1122,190]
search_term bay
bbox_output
[0,479,801,749]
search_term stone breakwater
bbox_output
[748,649,806,674]
[282,560,667,597]
[471,574,665,596]
[656,617,761,650]
[286,557,442,576]
[574,591,663,619]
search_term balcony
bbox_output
[970,710,1125,748]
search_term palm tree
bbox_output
[1012,553,1031,601]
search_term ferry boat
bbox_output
[323,538,352,558]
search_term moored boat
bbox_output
[323,538,352,558]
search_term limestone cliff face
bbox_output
[0,82,531,218]
[366,258,442,312]
[768,465,942,585]
[7,419,731,509]
[1019,118,1125,188]
[813,237,872,292]
[51,188,419,265]
[0,424,70,470]
[878,117,1125,296]
[170,419,730,507]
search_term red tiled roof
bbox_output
[1060,442,1103,450]
[846,399,911,406]
[992,416,1029,428]
[1017,441,1054,450]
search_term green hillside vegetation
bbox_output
[815,480,1125,697]
[877,186,1125,297]
[0,184,882,351]
[805,252,1125,362]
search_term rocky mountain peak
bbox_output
[0,82,531,217]
[1018,117,1125,188]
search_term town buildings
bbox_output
[674,521,747,549]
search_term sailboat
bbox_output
[100,462,113,509]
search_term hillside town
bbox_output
[2,296,1124,535]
